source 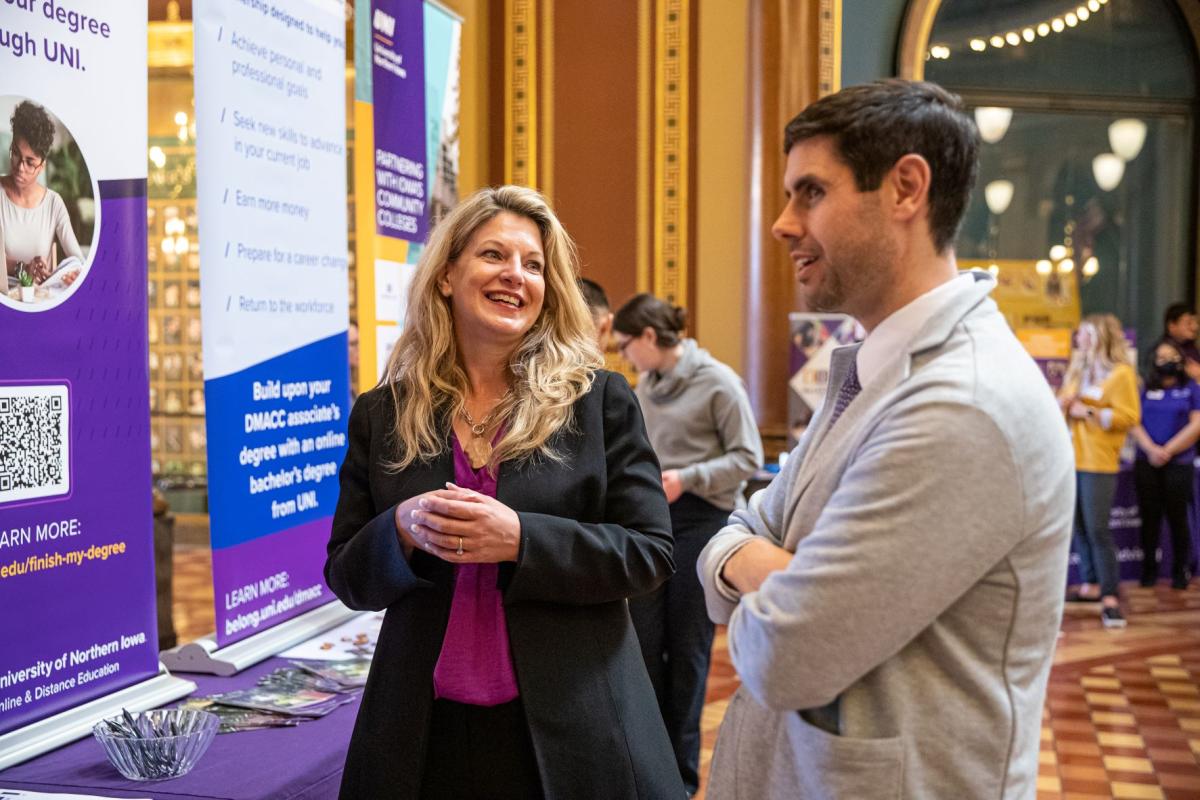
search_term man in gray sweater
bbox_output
[698,80,1074,798]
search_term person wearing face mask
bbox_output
[1131,341,1200,590]
[1058,313,1140,627]
[1156,303,1200,382]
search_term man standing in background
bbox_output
[1158,302,1200,381]
[579,277,614,351]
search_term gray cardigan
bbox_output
[636,339,763,511]
[698,272,1074,799]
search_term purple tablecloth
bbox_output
[0,657,359,799]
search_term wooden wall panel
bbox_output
[744,0,826,438]
[549,3,642,308]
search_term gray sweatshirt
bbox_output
[635,339,763,511]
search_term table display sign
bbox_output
[786,313,863,447]
[352,0,461,391]
[0,1,164,740]
[193,0,350,647]
[960,259,1081,331]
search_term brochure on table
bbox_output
[352,0,462,391]
[193,0,350,649]
[0,3,193,766]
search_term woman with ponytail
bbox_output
[613,292,762,795]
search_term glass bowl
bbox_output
[92,708,218,781]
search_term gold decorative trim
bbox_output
[818,0,841,96]
[505,0,538,187]
[653,0,688,306]
[897,0,942,80]
[636,0,652,294]
[539,0,554,200]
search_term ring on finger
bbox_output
[456,536,464,556]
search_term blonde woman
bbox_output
[1059,313,1141,627]
[325,187,683,799]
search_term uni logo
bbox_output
[373,9,396,36]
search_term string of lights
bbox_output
[927,0,1109,61]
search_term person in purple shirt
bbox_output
[1157,302,1200,382]
[1131,340,1200,589]
[325,186,684,799]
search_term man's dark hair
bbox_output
[783,79,979,253]
[1163,302,1194,333]
[11,100,55,161]
[578,278,609,314]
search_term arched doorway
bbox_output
[899,0,1199,352]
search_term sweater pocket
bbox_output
[782,710,904,799]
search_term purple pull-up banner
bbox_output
[370,0,429,242]
[0,4,158,736]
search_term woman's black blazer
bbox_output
[325,371,686,799]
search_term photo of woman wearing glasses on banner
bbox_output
[1,97,93,308]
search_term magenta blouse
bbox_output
[430,437,520,706]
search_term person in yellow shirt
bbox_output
[1058,313,1141,627]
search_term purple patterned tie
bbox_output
[828,357,861,426]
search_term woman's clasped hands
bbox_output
[394,482,522,564]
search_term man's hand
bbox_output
[721,538,793,594]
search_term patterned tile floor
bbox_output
[171,547,1200,799]
[696,582,1200,799]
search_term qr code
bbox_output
[0,384,70,505]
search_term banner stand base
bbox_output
[0,665,196,771]
[160,600,359,676]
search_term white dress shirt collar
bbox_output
[855,273,969,390]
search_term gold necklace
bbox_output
[460,397,508,469]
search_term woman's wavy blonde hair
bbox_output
[1063,312,1131,391]
[382,186,602,471]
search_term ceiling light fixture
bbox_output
[1092,153,1125,191]
[1108,118,1147,161]
[985,180,1015,215]
[974,107,1014,144]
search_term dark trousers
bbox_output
[1133,459,1194,585]
[419,698,543,800]
[1073,471,1120,598]
[629,493,730,794]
